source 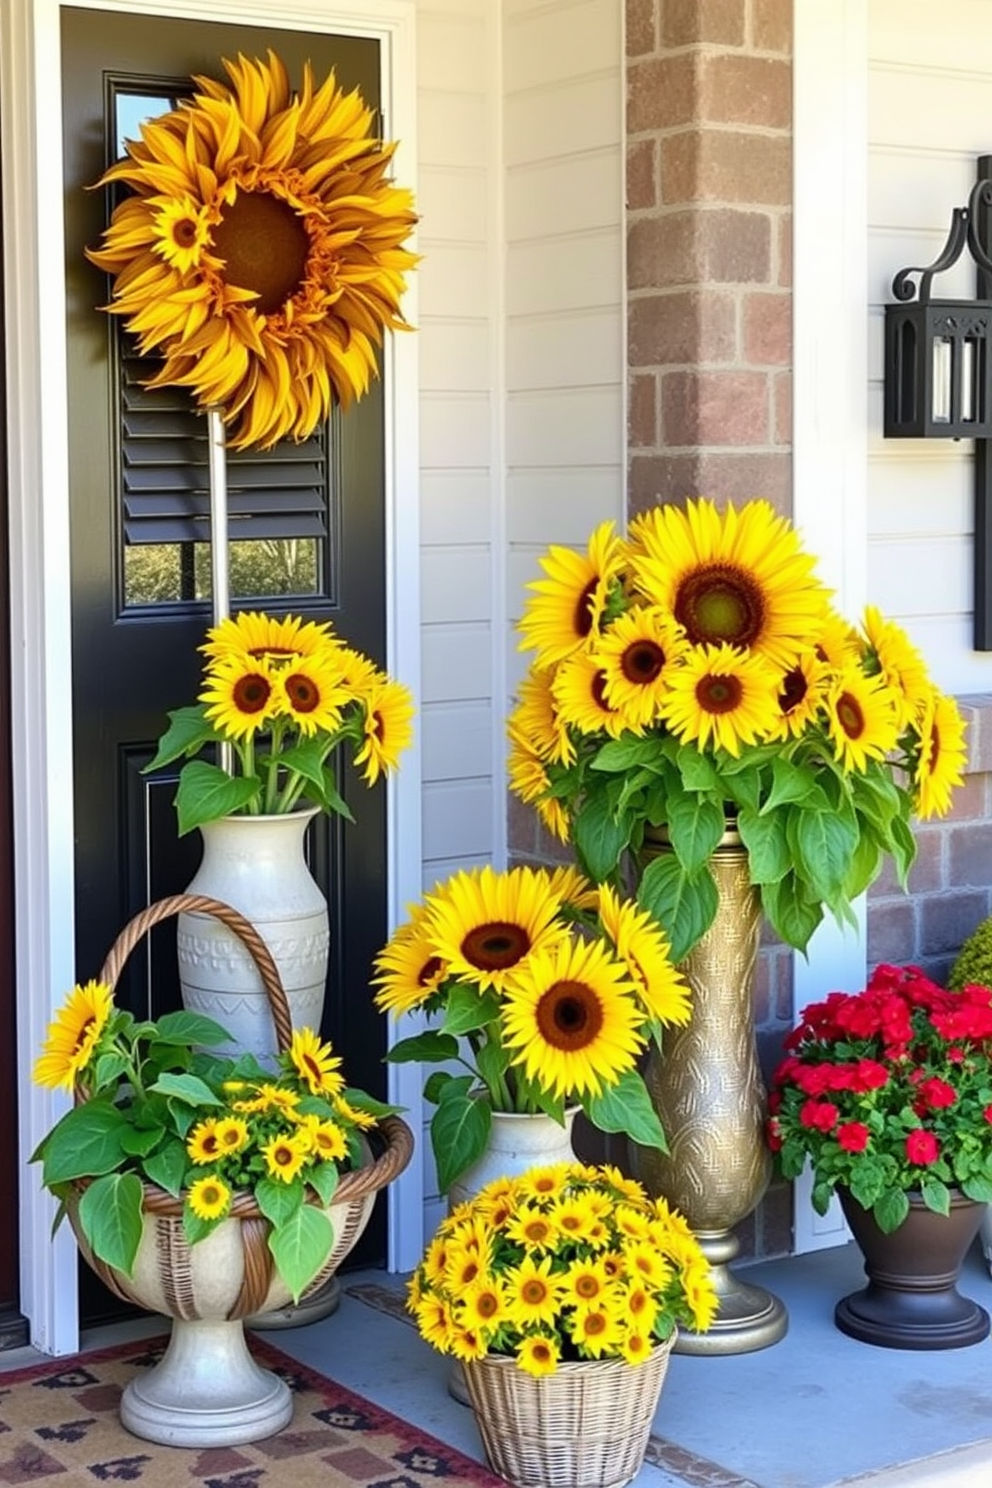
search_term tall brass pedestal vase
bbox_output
[633,833,787,1355]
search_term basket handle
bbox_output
[97,893,294,1053]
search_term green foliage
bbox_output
[949,916,992,991]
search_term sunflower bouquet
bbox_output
[408,1163,717,1374]
[373,863,690,1192]
[509,497,967,962]
[31,979,396,1299]
[146,609,414,835]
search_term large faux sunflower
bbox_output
[594,605,685,728]
[659,643,781,756]
[627,499,831,668]
[825,664,901,773]
[915,687,968,819]
[425,866,568,993]
[517,521,626,668]
[87,51,418,450]
[372,902,449,1015]
[500,936,645,1099]
[33,980,114,1092]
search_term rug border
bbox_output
[0,1329,505,1487]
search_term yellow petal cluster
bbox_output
[87,50,418,449]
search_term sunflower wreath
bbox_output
[86,50,418,450]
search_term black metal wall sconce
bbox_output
[883,157,992,648]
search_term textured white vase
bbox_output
[177,807,329,1061]
[448,1108,578,1403]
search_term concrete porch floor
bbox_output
[3,1240,992,1488]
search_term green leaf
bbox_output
[873,1187,910,1234]
[311,767,355,822]
[585,1071,666,1151]
[443,984,501,1038]
[962,1175,992,1204]
[152,1011,233,1048]
[793,809,859,901]
[41,1101,129,1185]
[78,1173,144,1275]
[736,808,791,885]
[269,1206,334,1302]
[424,1071,472,1106]
[591,737,668,773]
[307,1162,340,1208]
[637,855,718,963]
[919,1176,951,1217]
[142,1138,188,1196]
[119,1125,163,1158]
[763,756,823,812]
[385,1030,460,1064]
[278,735,338,789]
[475,1036,510,1092]
[150,1072,225,1108]
[674,746,723,793]
[665,794,726,875]
[182,1206,221,1248]
[760,877,823,954]
[432,1089,491,1194]
[254,1175,305,1228]
[175,760,261,836]
[144,706,217,772]
[572,793,632,881]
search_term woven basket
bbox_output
[462,1337,675,1488]
[69,893,414,1320]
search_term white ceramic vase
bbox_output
[177,806,329,1062]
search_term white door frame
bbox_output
[1,0,423,1355]
[791,0,868,1250]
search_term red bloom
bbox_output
[766,1117,783,1152]
[799,1100,839,1133]
[836,1122,870,1153]
[905,1129,940,1165]
[915,1076,957,1110]
[983,1105,992,1125]
[852,1059,889,1092]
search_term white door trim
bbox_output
[791,0,868,1251]
[1,0,422,1354]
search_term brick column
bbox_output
[626,0,793,521]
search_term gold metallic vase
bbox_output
[633,833,788,1354]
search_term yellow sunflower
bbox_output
[618,1329,655,1367]
[186,1119,223,1165]
[544,864,599,912]
[87,52,418,450]
[412,1293,451,1351]
[213,1116,249,1156]
[826,664,901,773]
[568,1303,623,1358]
[33,980,114,1092]
[200,651,279,739]
[507,669,575,766]
[459,1277,510,1333]
[503,1255,565,1328]
[767,648,833,739]
[815,608,862,670]
[595,884,691,1029]
[504,1204,560,1253]
[517,521,626,667]
[262,1129,311,1183]
[372,901,449,1015]
[562,1255,615,1310]
[424,865,568,993]
[353,675,416,785]
[500,935,646,1099]
[659,643,781,756]
[201,611,337,665]
[551,650,636,740]
[274,654,349,736]
[594,605,685,727]
[187,1174,232,1223]
[288,1027,344,1097]
[860,605,932,729]
[515,1332,560,1376]
[627,498,831,668]
[506,725,570,841]
[915,687,968,819]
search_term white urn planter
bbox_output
[177,807,329,1061]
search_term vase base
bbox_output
[119,1318,294,1446]
[834,1288,991,1351]
[674,1270,788,1356]
[246,1275,342,1331]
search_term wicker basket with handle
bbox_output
[462,1336,675,1488]
[70,892,414,1322]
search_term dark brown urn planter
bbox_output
[835,1188,990,1350]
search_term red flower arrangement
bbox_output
[768,964,992,1232]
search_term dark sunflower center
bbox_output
[675,564,765,648]
[536,980,603,1049]
[574,579,598,640]
[524,1223,550,1245]
[419,955,445,987]
[591,670,613,712]
[836,691,865,739]
[930,722,941,764]
[476,1292,499,1319]
[462,922,530,970]
[575,1275,600,1298]
[274,1145,293,1167]
[172,217,199,248]
[583,1313,607,1335]
[233,672,272,714]
[695,673,743,714]
[779,667,807,712]
[302,1053,322,1079]
[522,1279,548,1303]
[72,1016,96,1055]
[622,640,665,685]
[202,1134,220,1157]
[211,190,310,316]
[285,673,319,712]
[201,1184,221,1204]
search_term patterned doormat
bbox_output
[0,1333,505,1487]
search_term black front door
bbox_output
[61,7,391,1320]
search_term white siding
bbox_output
[868,0,992,693]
